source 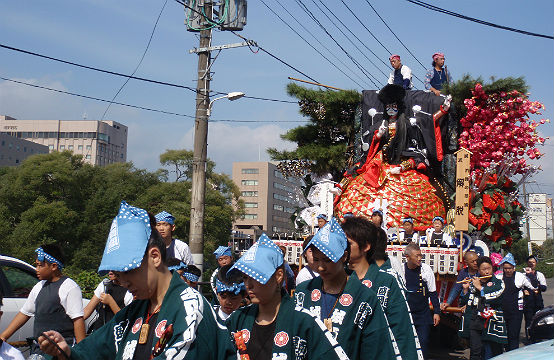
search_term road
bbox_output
[429,276,554,359]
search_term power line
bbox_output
[0,43,295,104]
[258,0,366,88]
[363,0,426,70]
[293,0,378,88]
[101,0,168,121]
[0,76,305,123]
[404,0,554,40]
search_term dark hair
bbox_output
[341,217,377,262]
[301,235,314,260]
[432,60,436,67]
[166,257,182,268]
[145,213,167,262]
[185,264,201,278]
[477,256,492,268]
[40,244,66,266]
[383,114,408,165]
[372,228,388,261]
[526,255,538,263]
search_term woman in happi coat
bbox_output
[497,253,536,351]
[226,234,348,360]
[342,216,422,360]
[459,256,507,359]
[295,218,396,360]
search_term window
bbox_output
[23,147,27,152]
[242,214,258,220]
[68,145,74,150]
[85,155,91,160]
[244,202,258,208]
[273,193,290,202]
[48,145,54,150]
[241,180,258,186]
[241,168,259,174]
[274,182,293,192]
[274,170,285,179]
[273,204,284,211]
[241,191,258,197]
[78,145,83,151]
[86,145,92,150]
[272,215,290,223]
[1,265,38,298]
[60,145,65,150]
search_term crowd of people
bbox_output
[0,202,548,360]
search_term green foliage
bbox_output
[65,269,104,299]
[540,238,554,259]
[442,74,528,118]
[0,150,243,275]
[267,83,361,181]
[511,237,530,264]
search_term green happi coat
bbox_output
[69,272,236,359]
[295,275,396,360]
[363,263,423,360]
[458,275,507,344]
[226,293,348,360]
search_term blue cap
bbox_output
[304,217,347,263]
[372,209,383,217]
[432,216,445,223]
[98,201,152,275]
[216,279,246,295]
[402,217,414,224]
[500,253,516,266]
[316,214,327,220]
[229,233,283,284]
[214,246,232,259]
[155,211,175,225]
[35,247,64,269]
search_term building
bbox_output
[0,133,49,166]
[528,193,548,245]
[0,115,127,166]
[232,161,303,238]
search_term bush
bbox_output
[511,237,529,264]
[65,268,103,299]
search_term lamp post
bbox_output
[189,91,245,272]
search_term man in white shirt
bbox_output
[155,211,193,265]
[388,54,413,90]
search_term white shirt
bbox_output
[93,280,133,306]
[400,262,436,292]
[0,341,24,360]
[21,278,84,319]
[168,239,193,265]
[424,228,454,246]
[296,266,319,285]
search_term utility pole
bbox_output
[522,182,532,255]
[189,0,213,272]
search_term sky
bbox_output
[0,0,552,197]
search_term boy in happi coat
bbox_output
[459,256,507,360]
[226,233,349,360]
[343,216,422,360]
[295,217,396,360]
[213,264,246,323]
[39,201,235,360]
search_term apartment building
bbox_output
[0,133,49,166]
[0,115,127,166]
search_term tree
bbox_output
[267,83,361,181]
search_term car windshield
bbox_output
[1,265,38,298]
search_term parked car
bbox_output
[529,305,554,344]
[0,254,92,346]
[490,339,553,359]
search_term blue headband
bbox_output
[216,279,245,295]
[432,216,444,223]
[317,214,327,220]
[214,246,232,259]
[169,261,187,271]
[304,217,347,263]
[155,211,175,225]
[500,253,516,267]
[402,217,414,224]
[372,209,383,217]
[35,247,64,269]
[182,271,200,283]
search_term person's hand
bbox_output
[472,277,482,291]
[524,267,532,274]
[99,293,114,306]
[38,331,71,358]
[440,303,449,311]
[460,305,466,313]
[433,314,440,326]
[432,88,441,96]
[523,289,530,296]
[376,123,387,139]
[390,167,402,175]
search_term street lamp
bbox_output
[207,92,245,116]
[189,90,245,272]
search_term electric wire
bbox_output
[404,0,554,40]
[339,0,425,85]
[293,0,378,88]
[0,43,295,103]
[259,0,366,88]
[0,76,306,123]
[273,0,376,87]
[363,0,426,70]
[309,0,386,84]
[101,0,168,121]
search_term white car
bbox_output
[0,255,92,345]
